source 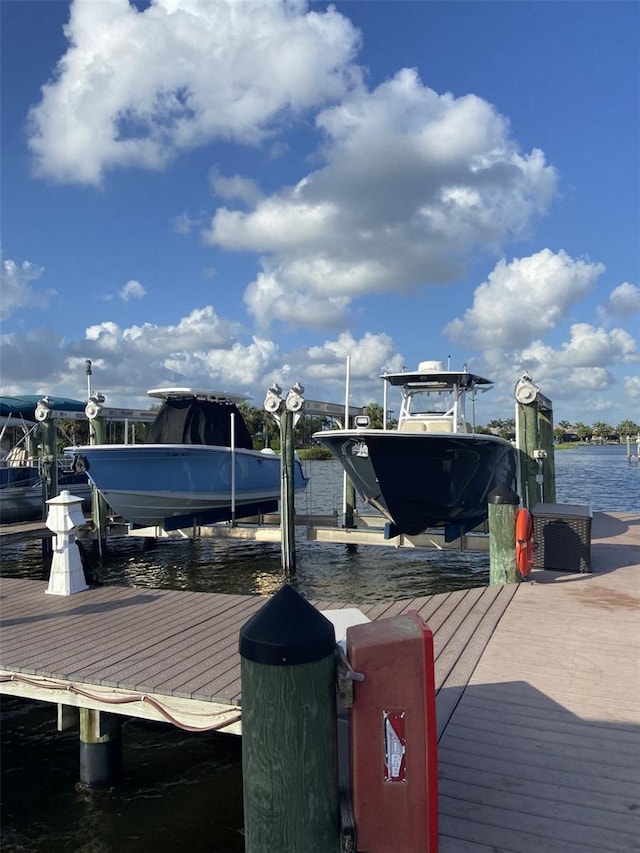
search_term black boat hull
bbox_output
[315,431,518,536]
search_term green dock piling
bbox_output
[239,585,340,853]
[488,486,520,586]
[515,374,556,508]
[537,401,556,503]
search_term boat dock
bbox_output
[1,510,638,851]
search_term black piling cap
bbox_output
[488,485,520,505]
[239,584,336,666]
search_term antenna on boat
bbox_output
[85,359,92,400]
[447,354,451,370]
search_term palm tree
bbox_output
[363,402,385,429]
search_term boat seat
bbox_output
[425,419,454,433]
[399,421,427,432]
[6,447,29,466]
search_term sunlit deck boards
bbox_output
[438,511,640,852]
[0,578,512,728]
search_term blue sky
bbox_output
[1,0,638,426]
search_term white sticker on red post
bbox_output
[383,710,406,782]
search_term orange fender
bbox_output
[515,507,535,577]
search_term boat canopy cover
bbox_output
[382,370,492,389]
[0,395,86,420]
[147,398,254,449]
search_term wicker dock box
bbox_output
[531,503,593,573]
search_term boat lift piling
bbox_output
[263,383,306,577]
[514,374,556,508]
[626,434,640,463]
[86,397,108,555]
[34,398,59,558]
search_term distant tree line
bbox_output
[480,417,640,442]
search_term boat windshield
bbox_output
[411,390,456,415]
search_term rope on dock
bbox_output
[0,673,241,732]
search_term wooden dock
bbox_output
[1,510,638,851]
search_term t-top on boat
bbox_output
[66,388,309,529]
[313,361,517,539]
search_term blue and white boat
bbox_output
[66,388,309,529]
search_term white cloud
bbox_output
[27,0,360,186]
[1,297,406,409]
[243,271,351,330]
[172,211,202,234]
[480,321,638,408]
[204,68,557,328]
[0,327,68,385]
[303,331,405,401]
[70,308,280,395]
[209,168,263,207]
[119,279,146,301]
[86,305,243,355]
[624,374,640,402]
[598,281,640,323]
[445,249,604,349]
[0,255,54,320]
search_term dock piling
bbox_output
[79,708,122,787]
[515,374,556,507]
[488,486,520,585]
[263,383,305,577]
[86,398,108,555]
[239,585,340,853]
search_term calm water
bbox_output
[1,445,638,852]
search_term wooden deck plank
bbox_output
[450,698,640,749]
[438,742,635,800]
[437,515,640,853]
[439,807,632,853]
[108,604,254,686]
[8,591,214,668]
[441,723,639,780]
[439,759,639,820]
[441,784,640,845]
[0,585,161,648]
[460,679,640,723]
[76,597,261,682]
[433,586,517,739]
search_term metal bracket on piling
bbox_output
[335,644,365,710]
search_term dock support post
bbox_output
[79,708,122,787]
[280,407,296,576]
[343,474,356,529]
[263,383,305,578]
[239,585,339,853]
[488,486,519,586]
[342,356,356,530]
[37,405,58,558]
[537,400,556,503]
[88,409,108,555]
[515,374,556,507]
[39,419,59,508]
